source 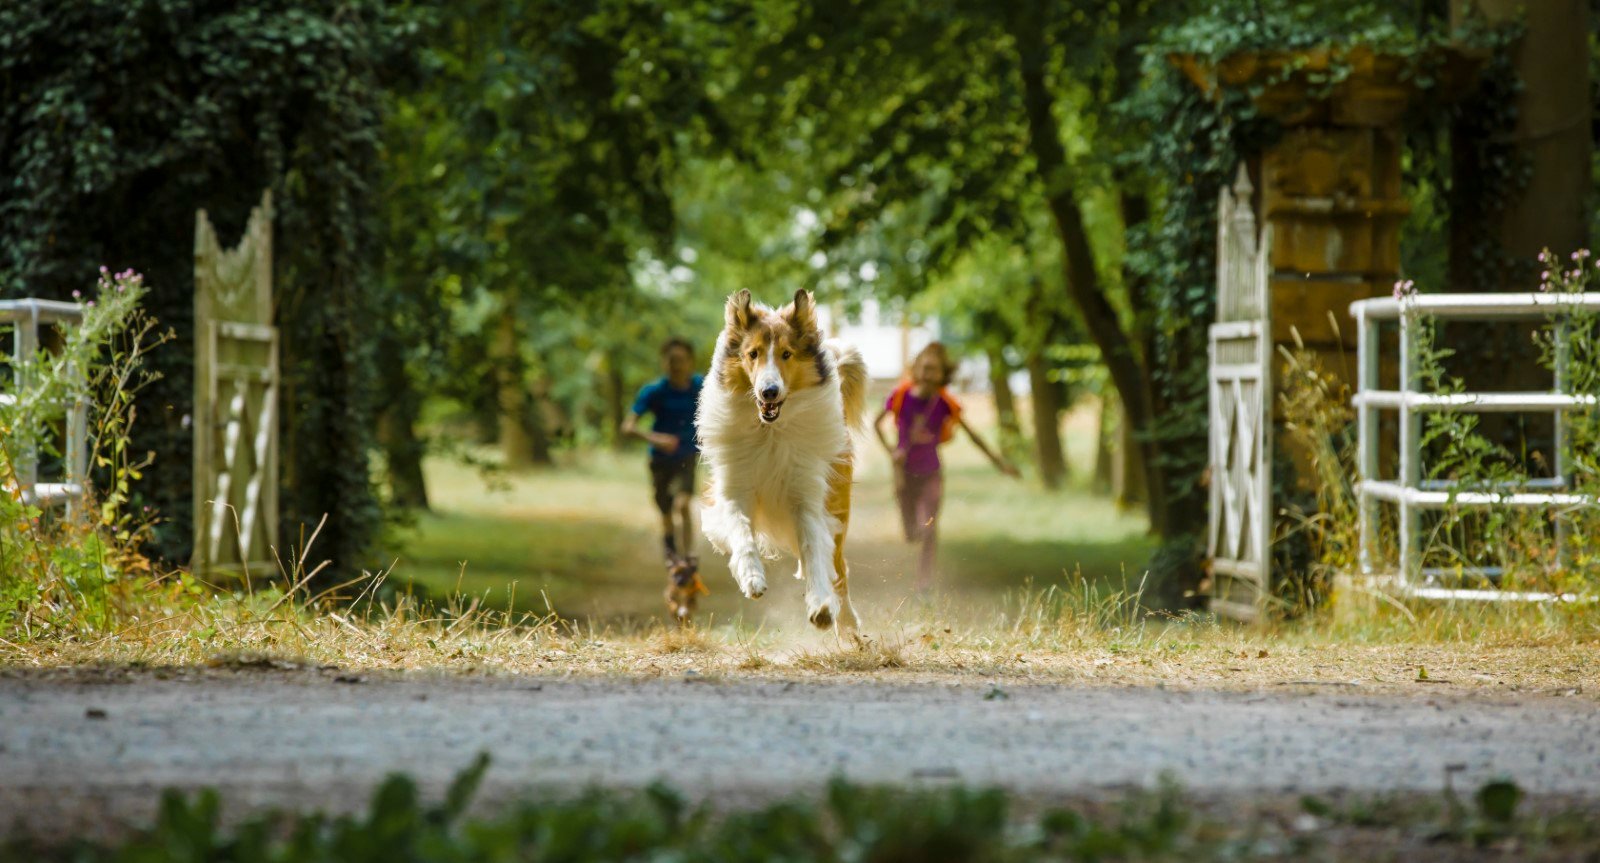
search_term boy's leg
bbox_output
[672,459,697,566]
[650,461,679,564]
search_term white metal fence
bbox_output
[1350,292,1600,601]
[0,299,89,516]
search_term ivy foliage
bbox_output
[0,0,415,570]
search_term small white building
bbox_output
[818,298,1018,394]
[817,298,938,382]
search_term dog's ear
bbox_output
[786,289,817,336]
[725,289,753,331]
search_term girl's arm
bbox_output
[873,407,902,463]
[959,415,1020,478]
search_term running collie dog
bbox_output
[697,289,868,634]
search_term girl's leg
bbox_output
[913,472,944,590]
[894,467,919,542]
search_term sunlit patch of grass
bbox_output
[648,623,717,655]
[734,649,771,671]
[790,635,908,672]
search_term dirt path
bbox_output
[4,669,1599,839]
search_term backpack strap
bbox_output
[887,379,914,415]
[936,388,962,443]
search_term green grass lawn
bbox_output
[390,399,1157,632]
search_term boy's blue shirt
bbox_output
[632,374,704,462]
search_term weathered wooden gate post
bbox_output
[193,191,279,578]
[1181,49,1420,619]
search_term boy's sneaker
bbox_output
[665,559,708,624]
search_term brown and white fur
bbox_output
[696,289,868,634]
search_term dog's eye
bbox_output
[781,350,792,360]
[747,349,758,360]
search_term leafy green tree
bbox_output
[731,0,1180,511]
[381,0,738,481]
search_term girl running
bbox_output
[874,342,1019,591]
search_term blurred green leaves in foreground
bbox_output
[10,754,1598,862]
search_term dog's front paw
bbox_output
[806,590,840,630]
[734,554,767,599]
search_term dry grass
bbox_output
[4,568,1595,704]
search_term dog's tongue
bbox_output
[760,402,780,422]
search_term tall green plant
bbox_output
[1,270,170,638]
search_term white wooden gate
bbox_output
[1207,166,1273,621]
[193,191,279,577]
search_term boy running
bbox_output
[622,337,707,618]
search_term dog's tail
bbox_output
[826,339,869,434]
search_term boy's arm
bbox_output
[959,415,1020,478]
[621,396,680,453]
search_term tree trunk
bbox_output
[527,382,555,465]
[986,344,1021,446]
[1112,397,1147,509]
[607,360,628,450]
[374,328,429,510]
[1026,348,1067,489]
[1092,397,1113,495]
[1453,0,1591,272]
[495,297,537,470]
[1011,17,1168,531]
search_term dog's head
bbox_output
[720,289,827,424]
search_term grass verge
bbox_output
[3,568,1595,700]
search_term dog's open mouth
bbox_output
[758,399,784,423]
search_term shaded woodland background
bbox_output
[2,0,1594,600]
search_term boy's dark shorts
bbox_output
[650,457,698,514]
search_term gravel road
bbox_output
[3,670,1598,839]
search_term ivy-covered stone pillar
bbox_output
[1179,48,1418,359]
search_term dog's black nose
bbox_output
[760,384,780,401]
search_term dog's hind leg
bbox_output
[825,459,859,637]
